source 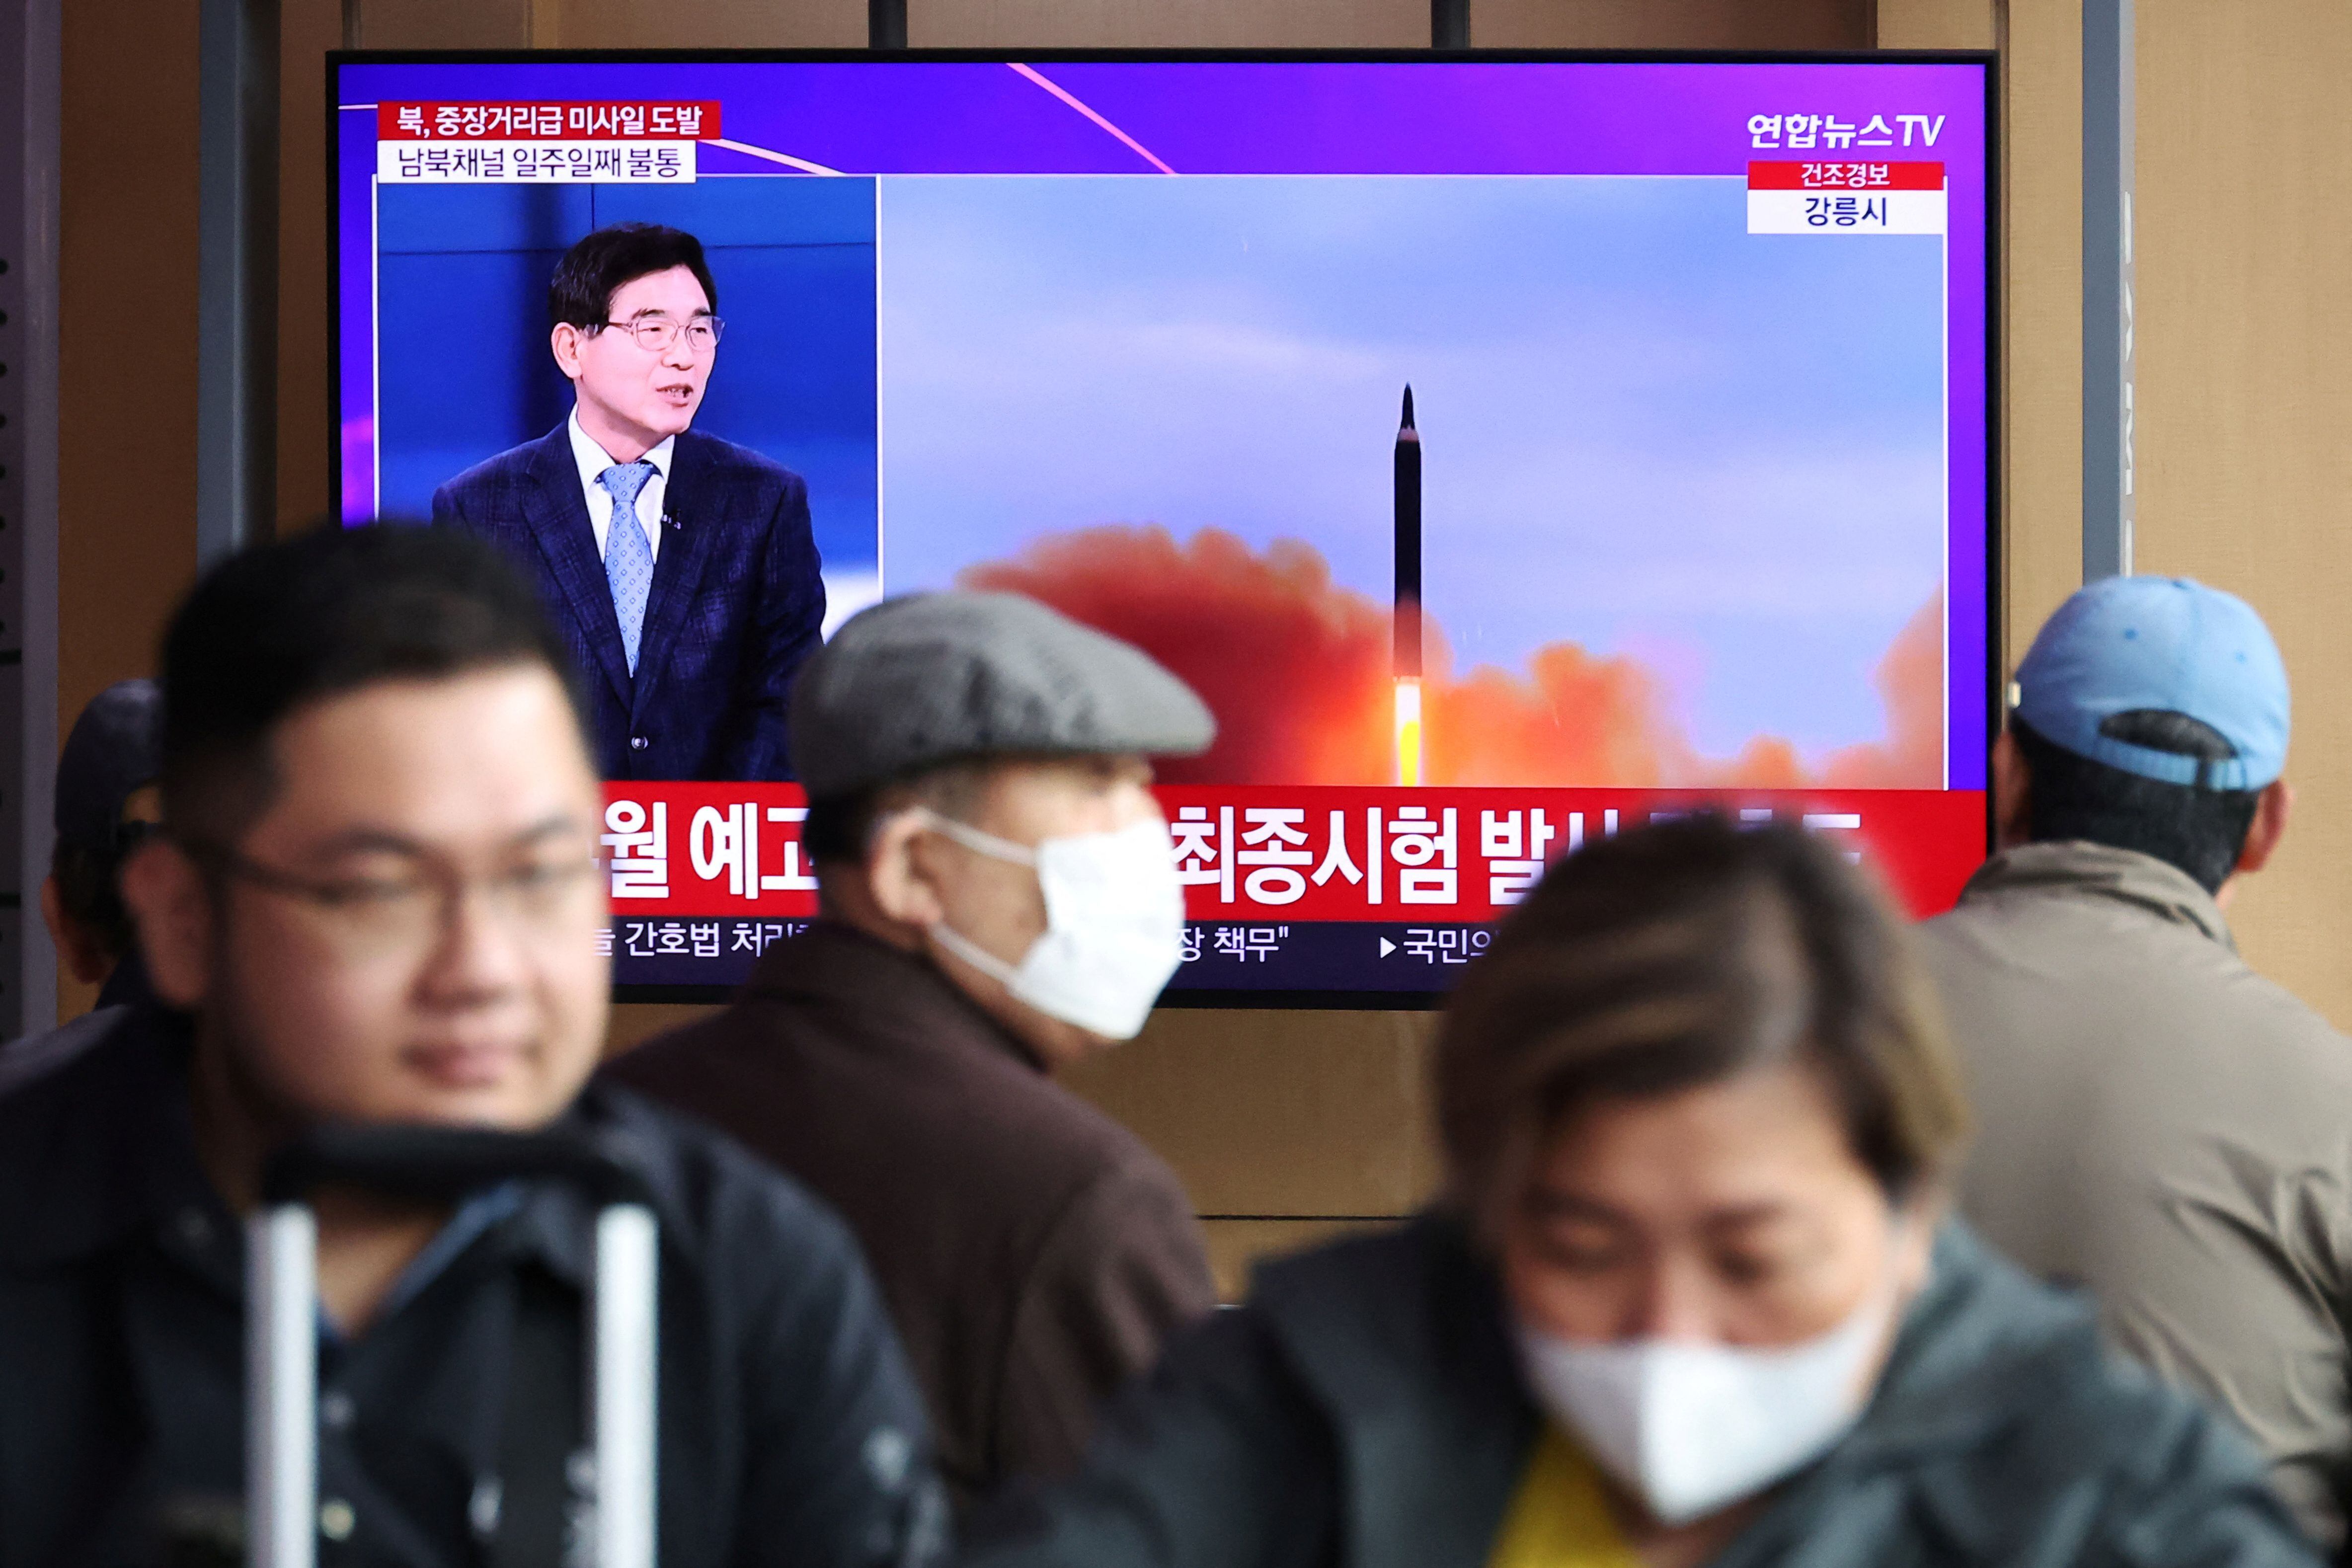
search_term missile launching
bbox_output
[1394,385,1423,786]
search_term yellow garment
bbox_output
[1487,1426,1644,1568]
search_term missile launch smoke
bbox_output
[962,525,1944,790]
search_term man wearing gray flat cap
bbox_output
[607,591,1221,1511]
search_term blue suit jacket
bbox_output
[432,423,825,781]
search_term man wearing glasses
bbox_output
[0,528,942,1565]
[434,222,825,781]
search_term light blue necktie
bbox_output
[598,461,657,676]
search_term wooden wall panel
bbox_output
[609,1001,717,1054]
[56,0,205,1020]
[1997,0,2082,672]
[1874,0,1995,50]
[550,0,864,49]
[348,0,530,48]
[908,0,1425,48]
[1471,0,1868,48]
[1059,1009,1442,1218]
[611,1002,1444,1222]
[280,0,343,534]
[57,0,201,715]
[1202,1217,1392,1301]
[2132,0,2352,1027]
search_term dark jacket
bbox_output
[602,922,1218,1509]
[431,422,825,781]
[966,1214,2321,1568]
[0,1004,946,1568]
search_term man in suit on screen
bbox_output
[434,223,825,781]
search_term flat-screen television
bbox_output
[329,49,1996,1004]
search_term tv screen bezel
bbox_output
[325,46,2002,1011]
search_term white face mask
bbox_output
[1512,1277,1898,1526]
[914,810,1186,1041]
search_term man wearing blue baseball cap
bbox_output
[1919,575,2351,1550]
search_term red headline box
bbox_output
[1747,160,1946,190]
[377,102,721,141]
[596,783,1988,923]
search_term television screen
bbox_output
[330,50,1995,1003]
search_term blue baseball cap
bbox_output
[2013,576,2289,790]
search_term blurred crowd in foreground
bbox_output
[0,522,2340,1568]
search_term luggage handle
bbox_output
[249,1125,659,1568]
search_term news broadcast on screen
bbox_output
[330,53,1995,1001]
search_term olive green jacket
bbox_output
[1922,840,2352,1551]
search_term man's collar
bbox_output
[745,920,1050,1073]
[1958,839,2235,949]
[566,407,677,488]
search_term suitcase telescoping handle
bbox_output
[250,1125,660,1568]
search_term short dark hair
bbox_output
[159,525,588,846]
[803,764,988,871]
[802,791,881,868]
[2011,713,2260,893]
[549,224,718,332]
[1436,815,1967,1247]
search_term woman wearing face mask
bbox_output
[964,815,2319,1568]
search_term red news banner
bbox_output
[376,102,722,140]
[598,784,1989,924]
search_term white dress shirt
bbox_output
[569,409,673,564]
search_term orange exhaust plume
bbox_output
[1820,590,1946,788]
[963,526,1393,785]
[962,526,1942,791]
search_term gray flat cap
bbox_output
[790,591,1216,797]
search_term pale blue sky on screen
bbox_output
[876,175,1947,760]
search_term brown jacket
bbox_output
[602,922,1216,1508]
[1919,841,2352,1552]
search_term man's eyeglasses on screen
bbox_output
[598,315,724,354]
